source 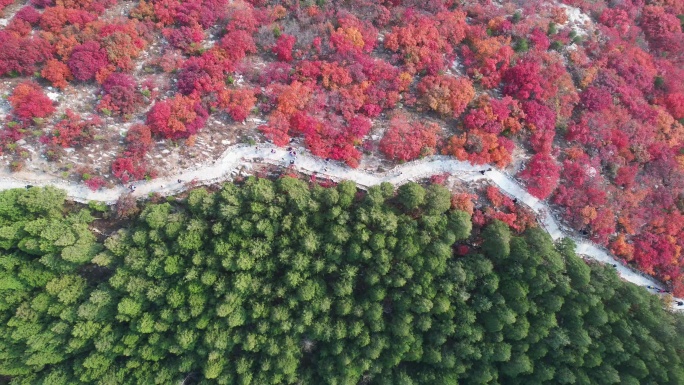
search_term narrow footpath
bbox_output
[1,143,681,310]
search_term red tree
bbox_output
[15,6,42,24]
[664,93,684,120]
[518,153,560,199]
[47,110,100,148]
[417,75,475,117]
[0,32,52,76]
[219,29,257,62]
[111,156,147,183]
[272,34,296,62]
[503,58,544,101]
[217,88,257,122]
[98,73,142,116]
[125,124,153,157]
[41,59,73,89]
[146,95,208,139]
[8,82,55,122]
[379,113,439,161]
[68,41,110,81]
[640,5,682,51]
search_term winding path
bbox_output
[1,143,682,310]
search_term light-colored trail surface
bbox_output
[1,143,682,310]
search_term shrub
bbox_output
[0,32,53,76]
[98,73,142,116]
[417,75,475,117]
[272,34,296,62]
[68,40,109,81]
[46,110,100,148]
[217,88,257,121]
[125,124,153,157]
[379,113,439,161]
[15,6,42,24]
[8,82,55,122]
[146,95,208,139]
[41,59,74,89]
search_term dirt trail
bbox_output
[1,143,681,310]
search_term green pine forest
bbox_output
[0,178,683,384]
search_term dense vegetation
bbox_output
[0,182,683,384]
[1,0,684,293]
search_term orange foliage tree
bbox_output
[379,113,439,161]
[8,81,55,122]
[417,75,474,118]
[146,95,208,139]
[41,59,73,88]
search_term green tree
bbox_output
[397,182,426,211]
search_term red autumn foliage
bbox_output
[519,153,561,199]
[84,176,107,191]
[98,72,142,116]
[461,33,514,89]
[580,86,613,112]
[146,95,208,139]
[384,10,466,74]
[177,49,232,95]
[217,88,257,122]
[46,110,100,148]
[219,29,257,62]
[8,82,55,122]
[444,129,513,168]
[479,185,537,233]
[640,5,683,52]
[0,32,52,76]
[15,6,42,24]
[111,156,148,183]
[463,95,524,135]
[224,3,259,33]
[163,26,204,54]
[329,13,378,55]
[259,111,290,146]
[664,93,684,120]
[272,34,296,62]
[41,59,73,89]
[124,124,153,157]
[379,113,439,162]
[68,40,110,81]
[417,75,474,118]
[503,58,544,101]
[522,100,556,153]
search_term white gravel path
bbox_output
[0,143,681,310]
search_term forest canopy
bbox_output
[0,182,683,384]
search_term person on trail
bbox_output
[513,198,518,203]
[290,160,295,165]
[479,170,486,175]
[271,149,275,153]
[487,168,492,172]
[178,179,182,183]
[678,301,683,306]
